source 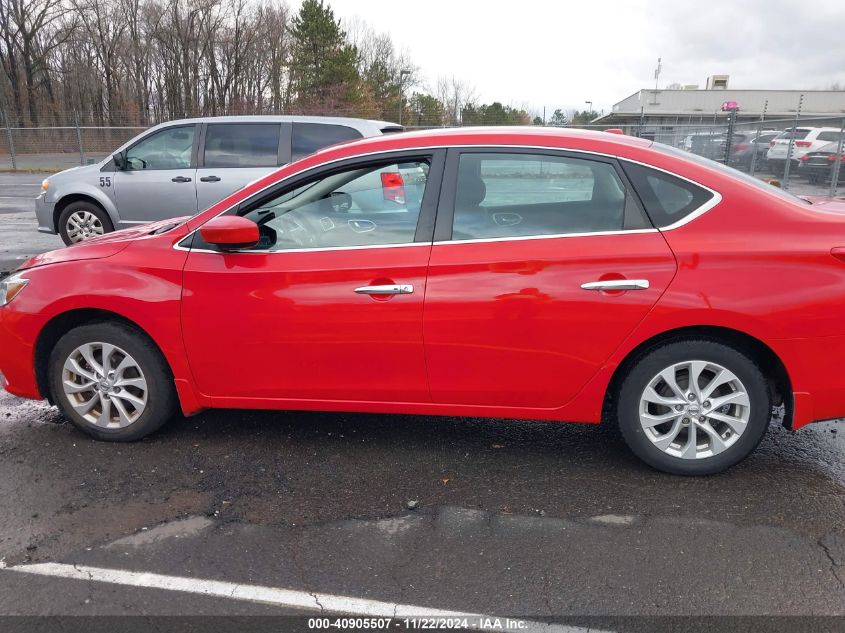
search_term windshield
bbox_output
[651,141,810,205]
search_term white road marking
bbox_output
[4,562,608,632]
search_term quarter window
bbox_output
[231,159,431,251]
[622,161,714,227]
[292,123,362,161]
[125,126,195,170]
[203,124,281,168]
[451,153,645,240]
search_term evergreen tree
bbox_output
[289,0,361,109]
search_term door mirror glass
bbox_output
[199,216,259,250]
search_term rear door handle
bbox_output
[171,176,192,183]
[581,279,650,291]
[200,175,221,182]
[354,284,414,295]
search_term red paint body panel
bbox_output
[181,246,432,402]
[424,232,676,409]
[3,128,845,432]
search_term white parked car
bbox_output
[766,126,842,170]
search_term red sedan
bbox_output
[2,127,844,475]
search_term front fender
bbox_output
[49,179,119,229]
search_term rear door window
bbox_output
[817,131,841,142]
[450,152,649,240]
[292,123,362,161]
[203,123,281,168]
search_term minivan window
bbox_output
[125,126,195,170]
[451,153,643,240]
[203,123,281,168]
[292,123,362,161]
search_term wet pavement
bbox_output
[2,388,845,625]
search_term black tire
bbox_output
[58,200,114,246]
[48,322,177,441]
[616,339,771,476]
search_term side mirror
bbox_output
[199,216,259,250]
[113,152,125,170]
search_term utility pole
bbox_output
[398,69,411,127]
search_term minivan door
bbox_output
[112,124,199,225]
[194,122,290,211]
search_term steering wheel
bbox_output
[278,211,321,248]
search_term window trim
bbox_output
[197,122,287,169]
[183,149,447,254]
[176,144,723,254]
[433,146,653,243]
[123,123,200,172]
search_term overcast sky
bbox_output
[298,0,845,116]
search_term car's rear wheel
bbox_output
[58,201,114,245]
[616,339,771,475]
[48,322,176,441]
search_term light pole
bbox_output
[585,100,593,123]
[398,69,411,126]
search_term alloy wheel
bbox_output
[61,342,148,428]
[638,360,750,460]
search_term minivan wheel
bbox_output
[48,322,176,441]
[616,339,771,476]
[58,201,114,245]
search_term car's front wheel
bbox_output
[616,339,771,475]
[49,322,177,441]
[58,201,114,245]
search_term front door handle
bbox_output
[581,279,650,291]
[200,175,221,182]
[171,176,192,183]
[354,284,414,295]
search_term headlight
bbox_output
[41,179,49,192]
[0,273,28,307]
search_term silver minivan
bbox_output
[36,115,402,244]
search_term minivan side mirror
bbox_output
[199,216,259,250]
[113,152,125,170]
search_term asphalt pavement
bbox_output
[3,170,845,631]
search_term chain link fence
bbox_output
[2,110,843,198]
